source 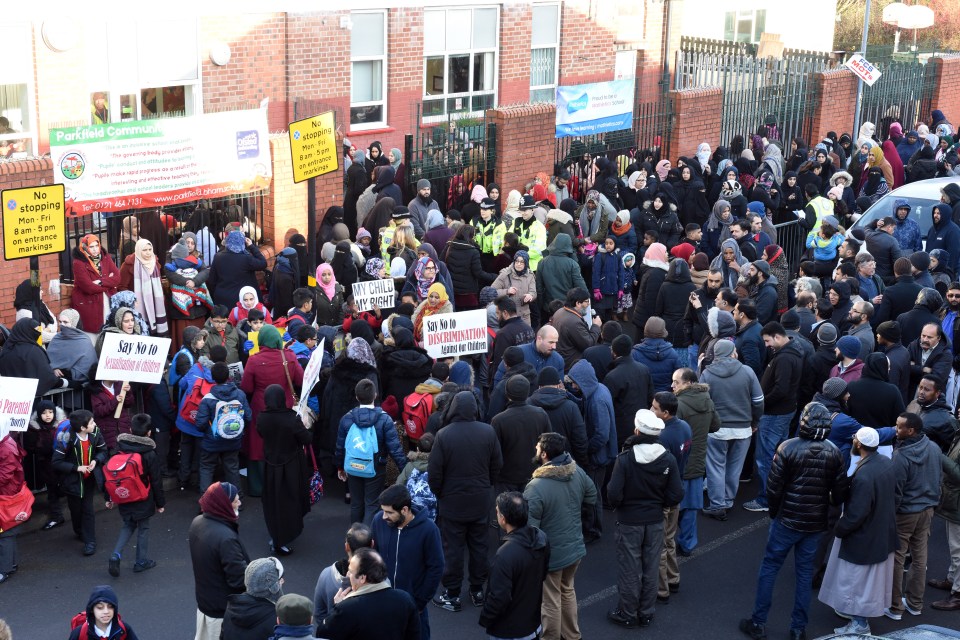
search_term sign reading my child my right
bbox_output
[422,309,488,359]
[351,279,396,313]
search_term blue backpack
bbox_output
[344,421,379,478]
[52,419,72,454]
[406,468,437,521]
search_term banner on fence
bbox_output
[845,54,882,87]
[96,333,172,385]
[422,309,488,359]
[0,377,39,439]
[351,279,395,313]
[51,108,271,216]
[555,80,635,138]
[296,339,325,417]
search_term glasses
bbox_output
[423,266,437,272]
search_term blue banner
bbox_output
[555,80,635,138]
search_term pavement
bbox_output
[3,478,958,639]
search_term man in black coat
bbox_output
[898,288,944,348]
[603,335,654,448]
[875,258,921,324]
[731,220,758,262]
[529,366,589,467]
[221,557,284,640]
[479,492,550,640]
[910,375,960,452]
[683,269,722,360]
[864,217,902,286]
[490,296,535,379]
[877,320,912,404]
[491,376,552,491]
[846,353,907,429]
[486,347,538,421]
[749,261,779,325]
[906,322,953,393]
[429,392,503,612]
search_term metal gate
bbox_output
[857,58,940,141]
[404,106,497,213]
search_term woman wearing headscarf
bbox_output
[878,140,905,189]
[857,122,877,150]
[365,141,389,177]
[372,165,402,205]
[0,318,67,395]
[268,246,300,316]
[443,224,496,309]
[461,184,487,225]
[655,159,671,182]
[105,291,151,336]
[492,249,536,325]
[208,230,267,308]
[13,278,57,344]
[230,285,273,326]
[47,308,98,388]
[117,239,168,337]
[94,305,144,356]
[633,242,670,329]
[314,264,345,327]
[71,234,121,340]
[907,143,939,183]
[330,240,359,295]
[136,208,170,264]
[703,199,736,260]
[674,159,711,227]
[258,384,312,555]
[695,142,713,178]
[401,251,455,303]
[387,147,406,201]
[759,143,785,185]
[164,236,213,344]
[287,233,309,287]
[413,283,453,345]
[344,150,369,237]
[736,150,758,185]
[858,167,889,205]
[710,238,750,290]
[119,216,139,264]
[501,189,523,227]
[576,189,616,245]
[486,182,502,216]
[763,245,790,317]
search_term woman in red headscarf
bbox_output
[71,234,121,336]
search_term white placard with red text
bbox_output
[422,309,488,359]
[0,377,40,439]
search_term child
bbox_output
[285,287,316,339]
[592,236,626,322]
[194,362,251,495]
[170,326,209,391]
[395,432,437,521]
[52,409,107,556]
[25,399,67,530]
[805,215,844,278]
[69,585,140,640]
[341,295,383,335]
[682,223,702,253]
[639,229,658,258]
[90,377,134,454]
[204,304,243,365]
[230,286,273,326]
[106,414,165,575]
[619,252,637,322]
[240,308,266,359]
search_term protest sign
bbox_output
[0,377,40,439]
[96,333,171,385]
[296,339,325,417]
[422,309,488,359]
[351,279,395,313]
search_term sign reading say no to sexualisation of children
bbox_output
[422,309,488,359]
[351,279,396,313]
[96,333,172,385]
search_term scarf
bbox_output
[414,257,437,300]
[365,257,385,278]
[696,143,711,170]
[656,160,670,180]
[346,337,377,368]
[80,234,102,273]
[14,278,54,326]
[706,200,734,232]
[316,263,338,300]
[471,184,488,204]
[581,190,604,237]
[512,250,530,276]
[414,283,449,341]
[199,482,240,524]
[390,147,402,170]
[132,240,168,336]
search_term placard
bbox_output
[96,333,172,385]
[556,79,635,138]
[422,309,488,359]
[2,184,66,260]
[0,377,39,439]
[288,111,339,183]
[844,54,882,87]
[296,339,325,417]
[351,279,396,313]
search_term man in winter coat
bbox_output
[909,375,959,452]
[552,287,602,372]
[194,362,252,495]
[603,335,655,448]
[739,403,847,640]
[876,258,922,324]
[492,375,552,491]
[683,269,723,363]
[221,557,286,640]
[887,412,943,619]
[371,485,444,640]
[313,523,374,626]
[906,322,953,394]
[926,203,960,275]
[536,234,586,314]
[479,492,550,640]
[529,367,589,467]
[892,199,923,254]
[846,352,908,430]
[877,320,913,404]
[606,409,684,629]
[734,299,766,378]
[429,392,503,612]
[492,325,564,389]
[701,340,764,520]
[524,432,597,640]
[748,261,779,325]
[567,359,617,542]
[632,317,681,392]
[490,296,535,379]
[830,335,865,383]
[408,179,440,240]
[487,347,539,421]
[898,288,944,347]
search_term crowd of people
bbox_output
[1,109,960,640]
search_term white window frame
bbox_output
[725,9,767,45]
[0,23,38,159]
[530,2,560,104]
[422,6,500,123]
[85,19,202,125]
[350,10,388,131]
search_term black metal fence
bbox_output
[773,219,807,277]
[857,58,940,141]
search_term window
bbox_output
[423,7,499,118]
[0,24,36,158]
[723,9,766,44]
[530,3,560,104]
[85,19,201,124]
[351,11,387,129]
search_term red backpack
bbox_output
[179,376,215,424]
[402,392,434,442]
[71,611,128,638]
[103,452,150,504]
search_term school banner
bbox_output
[555,79,635,138]
[422,309,488,359]
[51,108,271,216]
[96,333,172,385]
[351,279,396,313]
[0,377,39,439]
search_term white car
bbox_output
[849,177,960,243]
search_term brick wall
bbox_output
[667,87,723,160]
[487,104,557,193]
[929,57,960,130]
[499,4,534,105]
[809,69,859,145]
[558,0,618,86]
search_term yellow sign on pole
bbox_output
[288,111,339,183]
[2,184,66,261]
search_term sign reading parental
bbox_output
[97,333,172,385]
[0,377,40,438]
[422,309,488,359]
[351,279,395,313]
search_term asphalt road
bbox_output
[3,479,957,639]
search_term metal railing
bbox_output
[857,57,940,141]
[773,219,807,277]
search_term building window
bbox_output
[0,24,36,158]
[423,7,499,118]
[724,9,766,44]
[530,3,560,104]
[351,11,387,129]
[85,19,200,124]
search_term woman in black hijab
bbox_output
[287,233,309,287]
[14,278,55,327]
[0,318,66,395]
[330,240,358,294]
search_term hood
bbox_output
[508,524,549,552]
[547,232,574,257]
[568,359,600,399]
[531,453,576,481]
[225,593,278,628]
[546,208,573,225]
[117,433,156,453]
[426,209,444,230]
[916,287,943,313]
[720,238,744,263]
[86,585,120,619]
[898,434,934,463]
[676,384,713,412]
[631,442,668,464]
[530,386,569,410]
[633,338,674,360]
[942,183,960,204]
[374,166,397,191]
[707,307,737,339]
[447,390,480,422]
[665,258,692,284]
[861,352,890,381]
[705,356,743,378]
[829,170,853,187]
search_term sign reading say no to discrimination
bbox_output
[422,309,488,359]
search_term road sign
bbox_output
[845,54,882,87]
[2,184,66,260]
[288,111,339,183]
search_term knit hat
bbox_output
[670,242,695,264]
[245,558,284,599]
[449,361,472,385]
[171,242,189,260]
[503,346,525,367]
[611,334,633,357]
[58,307,81,329]
[634,408,665,436]
[276,593,313,626]
[910,251,931,272]
[417,179,431,190]
[753,260,770,277]
[36,399,56,416]
[827,185,844,200]
[816,322,838,347]
[836,335,861,359]
[538,366,561,387]
[713,339,735,358]
[356,228,372,242]
[480,197,496,210]
[479,286,499,308]
[644,316,668,339]
[855,426,879,448]
[780,309,800,330]
[506,375,531,401]
[876,320,901,343]
[821,377,848,400]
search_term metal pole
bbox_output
[307,177,316,279]
[852,0,872,141]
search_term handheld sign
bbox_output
[296,339,325,417]
[0,377,40,439]
[96,333,172,385]
[422,310,488,359]
[351,279,395,313]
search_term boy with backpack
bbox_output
[175,354,216,492]
[335,379,408,525]
[194,362,252,495]
[52,409,108,556]
[395,432,438,521]
[69,584,140,640]
[105,414,166,576]
[284,287,316,338]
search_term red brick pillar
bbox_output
[487,104,558,192]
[929,57,960,128]
[808,69,858,144]
[667,87,723,161]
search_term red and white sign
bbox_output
[845,54,882,87]
[0,377,39,439]
[422,309,488,359]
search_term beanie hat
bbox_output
[449,361,472,385]
[836,335,861,359]
[816,322,838,347]
[276,593,313,626]
[417,179,431,190]
[356,228,372,242]
[713,339,735,358]
[855,426,879,448]
[634,409,665,436]
[611,334,633,357]
[821,377,848,400]
[538,366,561,387]
[479,286,499,308]
[36,399,57,416]
[781,308,800,330]
[644,316,668,339]
[506,374,531,401]
[753,260,770,277]
[245,558,283,599]
[503,346,525,367]
[171,242,189,260]
[828,185,844,200]
[876,320,901,343]
[58,307,81,329]
[910,251,931,272]
[670,242,695,264]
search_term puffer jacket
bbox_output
[767,433,847,533]
[631,337,680,392]
[675,383,721,479]
[635,201,683,250]
[655,260,696,346]
[443,240,496,296]
[567,360,617,468]
[893,433,943,513]
[937,433,960,525]
[536,234,586,307]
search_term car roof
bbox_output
[885,176,960,198]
